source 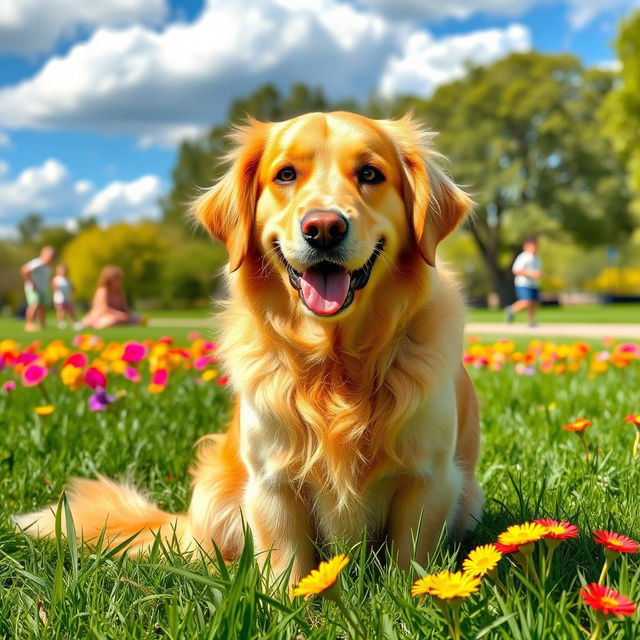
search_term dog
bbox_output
[16,112,483,583]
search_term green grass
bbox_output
[1,332,639,638]
[467,303,640,324]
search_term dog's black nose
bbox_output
[301,211,349,250]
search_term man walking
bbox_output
[505,237,542,327]
[21,246,56,331]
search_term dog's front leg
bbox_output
[245,479,316,584]
[387,464,463,569]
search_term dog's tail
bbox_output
[14,474,192,553]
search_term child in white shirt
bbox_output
[52,263,77,329]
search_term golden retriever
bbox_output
[16,112,483,582]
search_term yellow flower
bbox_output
[60,364,84,390]
[292,554,349,599]
[462,544,503,577]
[34,405,55,416]
[201,369,218,382]
[412,570,480,600]
[498,522,548,548]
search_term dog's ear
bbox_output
[385,115,473,267]
[194,120,269,272]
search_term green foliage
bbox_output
[406,53,633,302]
[62,223,169,303]
[0,243,30,309]
[603,10,640,215]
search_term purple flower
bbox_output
[88,387,115,412]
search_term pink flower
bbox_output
[22,364,48,387]
[152,368,168,386]
[124,367,141,383]
[65,353,88,369]
[122,342,146,363]
[194,355,212,370]
[187,331,201,341]
[84,366,107,389]
[2,380,16,392]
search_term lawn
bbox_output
[467,303,640,324]
[1,333,639,638]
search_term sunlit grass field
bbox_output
[1,332,639,638]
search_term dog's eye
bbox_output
[357,165,385,185]
[275,166,297,184]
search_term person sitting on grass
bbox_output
[505,236,543,328]
[80,265,140,329]
[21,246,56,332]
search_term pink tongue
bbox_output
[300,268,350,315]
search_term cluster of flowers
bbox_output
[463,338,640,376]
[294,523,638,640]
[0,333,228,415]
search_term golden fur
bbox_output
[16,112,483,581]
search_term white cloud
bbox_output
[0,0,530,147]
[0,159,162,227]
[594,60,622,72]
[379,24,531,97]
[0,0,168,55]
[82,174,163,223]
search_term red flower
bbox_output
[535,519,579,540]
[494,542,519,554]
[216,374,229,386]
[580,583,636,618]
[624,414,640,427]
[84,366,107,389]
[64,353,88,369]
[563,418,591,432]
[593,530,638,554]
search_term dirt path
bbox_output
[464,322,640,339]
[148,318,640,339]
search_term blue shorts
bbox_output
[515,286,540,302]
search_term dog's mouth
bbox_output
[274,239,385,316]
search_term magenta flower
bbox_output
[124,367,141,383]
[0,355,5,371]
[65,353,88,369]
[152,368,168,386]
[122,342,146,363]
[17,352,39,366]
[84,367,107,389]
[2,380,16,392]
[187,331,201,341]
[88,388,115,412]
[22,364,48,387]
[194,356,212,370]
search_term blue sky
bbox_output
[0,0,636,234]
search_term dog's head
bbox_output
[196,112,471,319]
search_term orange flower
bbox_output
[593,530,638,554]
[580,583,636,618]
[535,519,578,540]
[563,418,591,432]
[624,414,640,427]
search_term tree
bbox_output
[17,213,44,246]
[63,223,168,303]
[406,52,633,304]
[603,10,640,217]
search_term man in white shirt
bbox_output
[505,237,542,327]
[21,246,56,331]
